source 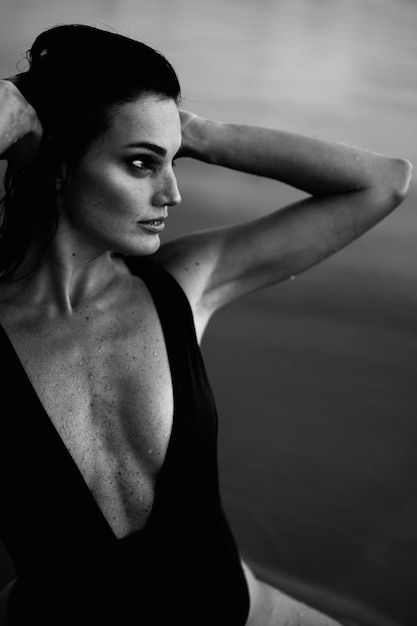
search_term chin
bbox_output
[113,236,161,258]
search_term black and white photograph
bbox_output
[0,1,415,625]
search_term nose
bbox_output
[153,169,182,208]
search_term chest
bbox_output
[1,291,174,537]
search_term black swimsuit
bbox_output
[0,257,250,625]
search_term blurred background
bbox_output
[0,1,416,624]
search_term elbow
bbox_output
[387,157,413,206]
[361,157,413,219]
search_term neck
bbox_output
[2,230,126,313]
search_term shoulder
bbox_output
[151,232,224,341]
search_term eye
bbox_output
[131,158,154,172]
[128,156,175,176]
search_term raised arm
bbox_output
[157,111,412,339]
[0,79,43,164]
[179,111,411,198]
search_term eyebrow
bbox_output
[124,141,168,157]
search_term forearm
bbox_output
[0,79,42,161]
[182,115,412,200]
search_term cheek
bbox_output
[80,166,122,205]
[65,167,140,223]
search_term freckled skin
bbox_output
[1,270,175,537]
[0,95,182,539]
[0,84,393,622]
[60,95,182,259]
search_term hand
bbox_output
[0,78,43,166]
[178,109,200,158]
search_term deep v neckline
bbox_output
[0,259,178,543]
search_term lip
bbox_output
[138,219,166,233]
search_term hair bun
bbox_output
[14,23,181,144]
[28,24,87,74]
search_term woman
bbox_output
[0,24,412,626]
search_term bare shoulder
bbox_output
[152,229,226,339]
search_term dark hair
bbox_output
[0,24,181,280]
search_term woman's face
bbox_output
[60,93,182,257]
